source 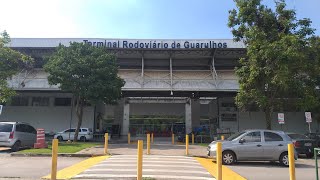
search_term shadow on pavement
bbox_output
[230,161,315,168]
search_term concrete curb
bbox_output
[11,153,105,157]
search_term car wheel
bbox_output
[57,136,63,142]
[222,151,236,165]
[80,136,86,142]
[306,153,314,158]
[11,141,21,152]
[279,152,289,167]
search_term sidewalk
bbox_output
[77,142,208,157]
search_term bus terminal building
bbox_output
[0,38,317,137]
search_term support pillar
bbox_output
[191,99,201,129]
[185,99,192,134]
[121,100,130,136]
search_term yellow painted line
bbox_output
[42,155,109,180]
[195,157,247,180]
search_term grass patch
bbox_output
[18,142,102,154]
[198,143,209,147]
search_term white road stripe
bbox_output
[108,157,197,161]
[100,160,199,164]
[93,163,204,169]
[84,168,210,175]
[74,174,215,180]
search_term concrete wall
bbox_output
[0,106,94,133]
[237,112,319,134]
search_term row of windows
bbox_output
[10,97,71,106]
[243,131,284,143]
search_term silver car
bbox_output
[207,129,297,166]
[0,122,37,151]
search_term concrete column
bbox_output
[191,99,201,129]
[114,99,124,125]
[121,101,130,136]
[185,99,192,134]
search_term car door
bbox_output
[26,125,37,146]
[15,124,27,146]
[262,131,286,160]
[236,131,264,160]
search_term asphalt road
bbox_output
[0,154,85,180]
[228,158,319,180]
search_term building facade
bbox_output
[0,38,318,137]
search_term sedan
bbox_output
[207,129,297,166]
[287,133,316,158]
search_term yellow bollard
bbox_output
[288,144,296,180]
[151,133,154,143]
[217,142,222,180]
[172,133,175,145]
[51,139,58,180]
[128,133,131,144]
[192,133,195,144]
[137,140,143,180]
[221,135,225,140]
[147,133,151,155]
[104,133,108,155]
[186,135,189,155]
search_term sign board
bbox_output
[305,112,312,123]
[0,105,3,115]
[278,113,285,124]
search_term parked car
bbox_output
[286,133,316,158]
[207,129,297,166]
[54,128,93,141]
[0,122,37,151]
[305,133,320,147]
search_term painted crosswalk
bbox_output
[73,155,215,180]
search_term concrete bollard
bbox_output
[128,133,131,144]
[192,133,195,144]
[51,139,58,180]
[186,135,189,155]
[137,140,143,180]
[104,133,108,155]
[172,133,175,145]
[217,142,222,180]
[288,144,296,180]
[147,133,151,155]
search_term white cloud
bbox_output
[0,0,82,37]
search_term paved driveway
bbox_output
[228,158,319,180]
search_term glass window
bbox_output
[54,98,71,106]
[0,123,13,132]
[81,129,87,132]
[11,96,29,106]
[65,129,76,133]
[264,132,283,142]
[242,131,261,143]
[16,124,28,132]
[25,125,37,134]
[288,133,309,140]
[32,97,49,106]
[227,131,246,141]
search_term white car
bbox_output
[54,128,93,142]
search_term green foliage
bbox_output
[0,30,33,103]
[228,0,319,129]
[44,42,124,141]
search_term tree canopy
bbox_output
[44,42,125,141]
[228,0,320,129]
[0,30,33,103]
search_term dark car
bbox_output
[305,133,320,147]
[287,133,316,158]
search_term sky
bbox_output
[0,0,319,39]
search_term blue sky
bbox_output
[0,0,319,38]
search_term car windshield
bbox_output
[288,133,309,139]
[227,131,246,141]
[0,123,13,132]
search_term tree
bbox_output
[228,0,319,129]
[0,30,33,103]
[44,42,125,141]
